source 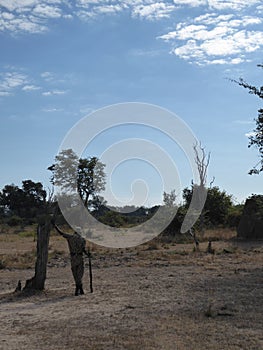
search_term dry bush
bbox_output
[202,228,237,241]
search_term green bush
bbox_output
[18,230,35,238]
[6,215,23,227]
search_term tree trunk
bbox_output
[23,220,51,291]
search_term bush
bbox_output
[6,215,23,227]
[226,205,243,228]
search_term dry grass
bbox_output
[201,228,237,241]
[0,228,263,349]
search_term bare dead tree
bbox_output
[193,141,211,188]
[193,141,211,236]
[23,189,57,292]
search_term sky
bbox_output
[0,0,263,207]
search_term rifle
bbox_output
[84,247,93,293]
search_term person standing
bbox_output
[54,225,86,296]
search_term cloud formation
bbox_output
[0,68,68,98]
[0,0,262,65]
[132,3,176,20]
[158,11,263,65]
[0,71,29,96]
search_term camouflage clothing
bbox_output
[55,226,86,295]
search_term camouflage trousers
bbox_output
[71,254,84,286]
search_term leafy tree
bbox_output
[1,184,24,216]
[48,149,106,209]
[232,64,263,174]
[183,186,233,227]
[0,181,46,220]
[78,157,106,207]
[22,180,47,205]
[48,149,79,193]
[163,190,177,207]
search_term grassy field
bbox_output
[0,228,262,349]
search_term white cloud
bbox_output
[42,89,67,96]
[22,84,40,91]
[0,70,44,96]
[95,4,124,14]
[132,3,176,20]
[159,11,263,65]
[41,71,55,81]
[0,0,70,33]
[33,4,62,18]
[0,0,262,67]
[0,71,32,96]
[201,31,263,56]
[208,0,261,11]
[0,0,39,12]
[173,0,206,6]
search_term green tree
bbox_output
[78,157,106,207]
[48,149,106,209]
[232,64,263,174]
[0,181,46,220]
[183,186,233,227]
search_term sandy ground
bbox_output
[0,235,263,350]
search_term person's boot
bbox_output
[79,284,84,295]
[75,285,79,296]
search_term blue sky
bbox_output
[0,0,262,206]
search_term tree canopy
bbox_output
[0,180,47,222]
[48,149,106,209]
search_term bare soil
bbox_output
[0,233,263,350]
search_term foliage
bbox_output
[232,64,263,174]
[6,215,23,227]
[48,149,106,209]
[183,185,233,227]
[0,181,47,222]
[99,210,126,227]
[163,190,177,207]
[226,205,243,228]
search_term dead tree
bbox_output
[23,218,51,291]
[193,141,210,189]
[23,189,56,292]
[193,142,211,236]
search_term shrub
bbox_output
[6,215,23,227]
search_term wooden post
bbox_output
[87,247,93,293]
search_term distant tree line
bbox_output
[0,148,245,232]
[0,180,243,232]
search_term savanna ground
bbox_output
[0,227,262,350]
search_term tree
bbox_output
[0,181,47,221]
[193,142,210,188]
[183,186,233,227]
[190,142,210,233]
[1,184,24,217]
[163,190,177,208]
[24,215,52,291]
[232,64,263,174]
[48,149,106,209]
[0,181,53,292]
[78,157,106,207]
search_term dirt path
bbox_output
[0,240,263,350]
